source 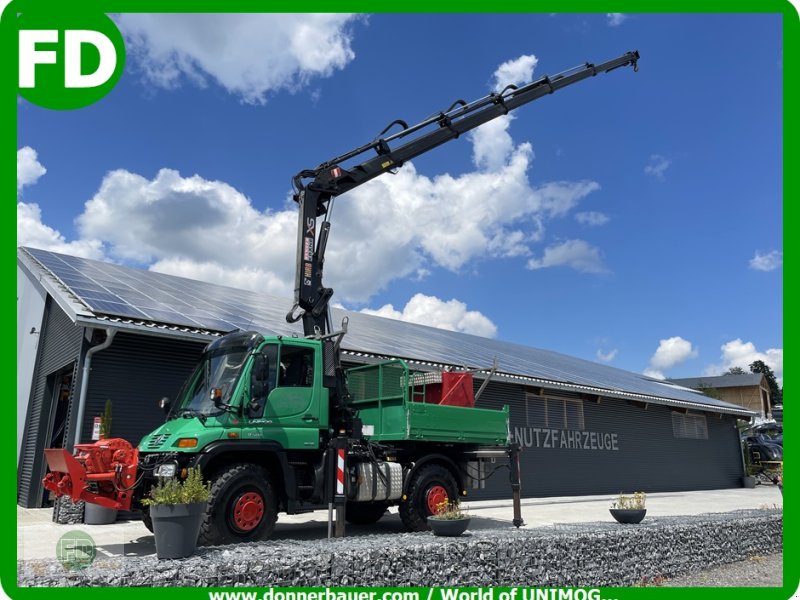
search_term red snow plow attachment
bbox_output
[43,438,139,511]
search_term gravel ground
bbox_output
[660,552,783,587]
[18,509,782,588]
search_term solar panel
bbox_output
[20,246,748,414]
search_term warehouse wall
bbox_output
[472,379,745,500]
[24,325,744,507]
[80,332,206,447]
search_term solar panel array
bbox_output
[24,247,291,336]
[21,246,748,414]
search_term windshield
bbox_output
[173,347,249,418]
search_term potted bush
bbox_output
[143,467,210,559]
[610,491,647,524]
[428,499,471,537]
[85,400,118,525]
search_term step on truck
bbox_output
[43,50,640,544]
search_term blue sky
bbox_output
[16,12,783,383]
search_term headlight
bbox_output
[154,462,177,478]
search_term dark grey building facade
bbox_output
[18,247,753,508]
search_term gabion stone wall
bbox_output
[18,510,782,588]
[51,497,84,525]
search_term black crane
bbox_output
[286,50,640,424]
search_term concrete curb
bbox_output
[18,509,782,587]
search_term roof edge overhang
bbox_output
[18,249,94,323]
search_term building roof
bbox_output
[18,246,755,417]
[669,373,766,390]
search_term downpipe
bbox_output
[72,328,116,447]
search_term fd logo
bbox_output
[17,11,126,110]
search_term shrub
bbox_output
[143,467,210,506]
[611,491,646,510]
[431,499,467,520]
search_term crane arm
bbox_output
[286,50,639,336]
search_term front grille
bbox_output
[146,434,171,449]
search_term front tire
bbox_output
[399,464,458,532]
[199,463,278,546]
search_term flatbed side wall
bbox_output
[347,360,509,444]
[407,402,509,444]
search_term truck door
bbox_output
[244,341,323,450]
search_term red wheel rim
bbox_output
[426,485,449,514]
[232,491,264,531]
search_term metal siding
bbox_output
[81,333,205,447]
[471,380,744,501]
[18,299,84,507]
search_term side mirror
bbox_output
[159,397,170,414]
[210,387,225,409]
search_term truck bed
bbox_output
[347,360,509,445]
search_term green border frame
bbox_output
[5,2,796,598]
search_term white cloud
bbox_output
[17,147,46,193]
[704,339,783,383]
[749,250,782,272]
[648,336,698,371]
[644,154,671,181]
[492,55,538,91]
[469,55,539,172]
[470,116,516,172]
[76,168,299,296]
[117,13,361,104]
[596,348,618,362]
[575,211,609,227]
[526,239,607,273]
[607,13,629,27]
[643,368,665,380]
[17,202,104,259]
[361,293,497,338]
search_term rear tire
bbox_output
[199,463,278,546]
[345,502,388,525]
[399,464,458,532]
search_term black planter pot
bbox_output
[150,502,207,559]
[742,476,756,488]
[429,517,471,537]
[84,503,118,525]
[610,508,646,524]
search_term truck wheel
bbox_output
[345,502,388,525]
[399,464,458,532]
[199,463,278,546]
[141,507,153,533]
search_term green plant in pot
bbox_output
[610,491,646,524]
[98,399,112,439]
[143,467,210,559]
[428,499,471,537]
